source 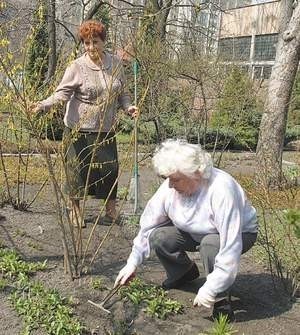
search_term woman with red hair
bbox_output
[33,20,137,227]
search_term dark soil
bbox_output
[0,152,299,335]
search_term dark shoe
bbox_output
[212,298,235,322]
[101,214,122,226]
[162,263,199,290]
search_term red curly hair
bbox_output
[79,20,106,42]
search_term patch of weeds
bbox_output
[120,277,183,319]
[200,314,237,335]
[10,279,84,335]
[91,277,107,291]
[0,248,84,334]
[0,248,47,278]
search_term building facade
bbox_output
[218,0,280,79]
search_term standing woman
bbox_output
[33,20,137,226]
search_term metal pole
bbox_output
[133,60,139,214]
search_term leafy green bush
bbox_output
[209,67,261,150]
[284,125,300,145]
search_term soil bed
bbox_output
[0,152,299,335]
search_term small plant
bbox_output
[27,241,44,251]
[123,215,140,227]
[284,208,300,238]
[117,186,129,200]
[120,278,183,319]
[200,314,237,335]
[91,277,106,291]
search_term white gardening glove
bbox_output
[193,288,215,309]
[114,263,136,288]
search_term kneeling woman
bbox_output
[115,139,257,320]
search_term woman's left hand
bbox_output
[193,289,215,309]
[127,105,138,118]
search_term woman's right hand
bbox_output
[114,263,136,288]
[30,102,43,114]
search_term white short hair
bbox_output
[152,139,213,179]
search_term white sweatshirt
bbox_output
[126,168,257,300]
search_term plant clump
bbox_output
[120,277,183,319]
[0,246,84,334]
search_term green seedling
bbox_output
[91,277,107,291]
[120,278,183,319]
[199,314,237,335]
[117,186,129,200]
[0,248,84,335]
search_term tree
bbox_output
[211,67,261,150]
[256,0,300,187]
[25,0,49,89]
[44,0,57,83]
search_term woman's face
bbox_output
[83,36,104,62]
[168,171,202,196]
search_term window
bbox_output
[219,36,251,61]
[254,34,278,61]
[221,0,275,10]
[253,66,263,79]
[263,65,272,79]
[252,65,273,79]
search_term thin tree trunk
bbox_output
[256,1,300,188]
[45,0,56,83]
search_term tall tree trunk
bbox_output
[84,0,103,21]
[256,0,300,188]
[144,0,173,41]
[44,0,56,83]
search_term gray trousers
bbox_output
[149,222,257,285]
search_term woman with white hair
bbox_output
[115,139,258,320]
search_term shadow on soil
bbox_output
[178,273,295,323]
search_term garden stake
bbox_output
[128,59,140,214]
[88,283,122,314]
